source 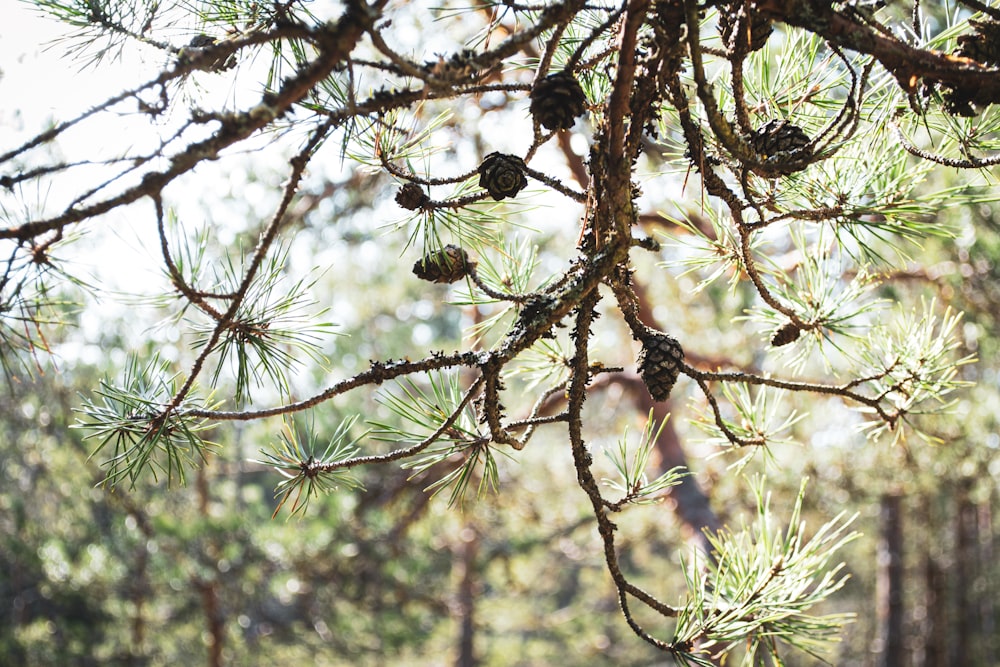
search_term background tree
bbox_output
[2,0,1000,664]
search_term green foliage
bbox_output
[75,355,219,488]
[190,245,336,406]
[255,416,366,518]
[673,478,858,666]
[856,300,973,442]
[603,410,687,506]
[372,371,505,507]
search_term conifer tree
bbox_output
[4,0,1000,662]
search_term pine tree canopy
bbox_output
[3,1,1000,663]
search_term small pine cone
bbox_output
[189,34,218,48]
[718,2,773,54]
[529,71,587,131]
[182,34,236,72]
[395,183,429,210]
[751,120,810,156]
[413,245,475,284]
[478,152,528,201]
[749,120,813,176]
[423,49,480,83]
[941,86,979,117]
[637,330,684,402]
[956,19,1000,67]
[770,322,802,347]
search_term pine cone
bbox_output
[749,120,813,176]
[637,330,684,402]
[718,2,773,54]
[941,87,979,117]
[189,34,218,48]
[478,152,528,201]
[751,120,810,155]
[181,34,236,72]
[956,19,1000,67]
[395,183,429,210]
[413,245,475,284]
[529,71,587,131]
[770,322,802,347]
[422,49,480,84]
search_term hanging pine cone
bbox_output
[422,49,481,84]
[189,34,217,48]
[636,330,684,402]
[181,34,237,72]
[749,120,813,176]
[956,19,1000,67]
[940,86,979,117]
[412,245,475,284]
[478,152,528,200]
[751,120,810,156]
[718,2,773,54]
[529,71,587,131]
[770,321,802,347]
[395,183,429,210]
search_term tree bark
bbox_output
[977,500,996,661]
[874,492,904,667]
[196,466,224,667]
[454,523,479,667]
[918,493,947,667]
[953,480,977,666]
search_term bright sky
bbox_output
[2,4,141,138]
[1,4,192,365]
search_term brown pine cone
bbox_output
[529,71,587,131]
[718,2,773,54]
[956,19,1000,67]
[422,49,480,84]
[395,183,429,210]
[771,322,802,347]
[478,152,528,201]
[749,120,813,176]
[751,120,810,155]
[637,330,684,402]
[413,245,475,284]
[181,34,237,72]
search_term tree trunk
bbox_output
[918,493,947,667]
[454,523,479,667]
[874,492,904,667]
[196,466,224,667]
[977,499,996,661]
[953,480,978,666]
[130,542,148,663]
[648,396,721,555]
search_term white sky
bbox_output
[1,5,195,366]
[2,4,142,139]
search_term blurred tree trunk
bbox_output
[977,499,996,660]
[918,494,947,667]
[649,396,721,553]
[874,492,904,667]
[196,466,224,667]
[130,542,148,663]
[452,305,484,667]
[454,523,479,667]
[953,479,978,666]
